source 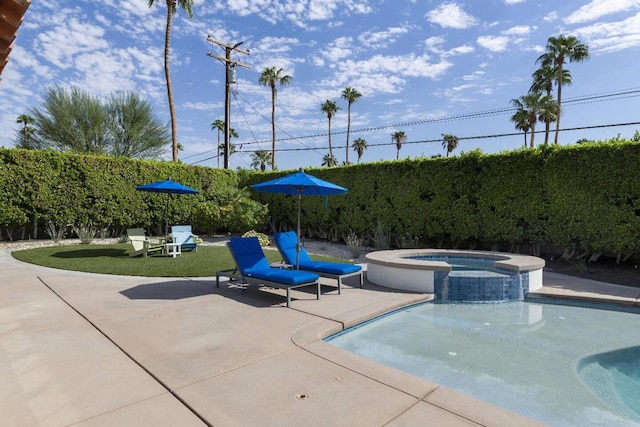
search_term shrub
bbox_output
[242,230,271,247]
[345,230,366,258]
[45,221,67,242]
[74,224,97,244]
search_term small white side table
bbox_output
[164,242,182,258]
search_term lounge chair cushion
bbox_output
[273,231,361,275]
[229,237,319,285]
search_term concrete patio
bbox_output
[1,248,638,426]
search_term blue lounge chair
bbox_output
[217,236,320,307]
[171,225,198,251]
[273,231,363,294]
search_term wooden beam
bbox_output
[0,0,31,27]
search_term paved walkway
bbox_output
[1,249,638,426]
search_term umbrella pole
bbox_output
[166,194,170,239]
[296,192,301,269]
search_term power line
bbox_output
[184,87,640,165]
[220,121,640,154]
[230,87,640,148]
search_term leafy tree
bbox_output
[441,133,459,157]
[107,91,169,159]
[30,86,110,154]
[148,0,194,162]
[15,114,38,149]
[28,86,168,158]
[391,131,407,160]
[250,149,271,171]
[341,86,362,165]
[352,137,368,163]
[320,100,340,159]
[537,35,589,144]
[258,66,291,170]
[211,119,238,168]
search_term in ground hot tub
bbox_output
[365,249,545,302]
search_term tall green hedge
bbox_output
[0,148,237,239]
[241,140,640,258]
[4,140,639,260]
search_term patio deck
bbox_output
[1,247,638,426]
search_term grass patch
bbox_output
[12,244,351,277]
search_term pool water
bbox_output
[326,301,640,426]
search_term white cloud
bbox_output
[544,11,559,22]
[35,18,110,69]
[565,0,640,24]
[358,26,411,49]
[449,44,475,55]
[462,71,485,81]
[425,36,446,51]
[184,101,219,111]
[503,0,526,4]
[425,36,474,57]
[332,53,453,95]
[503,25,534,36]
[318,36,354,62]
[426,2,478,29]
[573,12,640,52]
[477,35,511,52]
[253,36,300,55]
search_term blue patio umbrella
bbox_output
[135,178,199,236]
[251,169,347,268]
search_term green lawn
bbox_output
[12,244,349,277]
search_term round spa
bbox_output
[365,249,545,302]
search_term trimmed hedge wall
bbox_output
[0,148,237,239]
[241,140,640,258]
[3,140,639,260]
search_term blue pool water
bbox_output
[327,301,640,426]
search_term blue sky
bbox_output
[1,0,640,170]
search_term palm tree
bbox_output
[441,133,459,157]
[217,128,238,168]
[531,64,571,145]
[211,119,238,168]
[148,0,194,162]
[511,108,531,147]
[258,66,292,170]
[537,95,559,146]
[537,35,589,144]
[250,149,271,171]
[320,100,340,158]
[218,141,238,166]
[321,153,338,168]
[391,131,407,160]
[16,114,35,148]
[341,86,362,164]
[352,137,368,163]
[211,119,224,168]
[511,92,544,148]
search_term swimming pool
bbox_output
[365,249,545,301]
[326,301,640,426]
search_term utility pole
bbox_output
[207,36,250,169]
